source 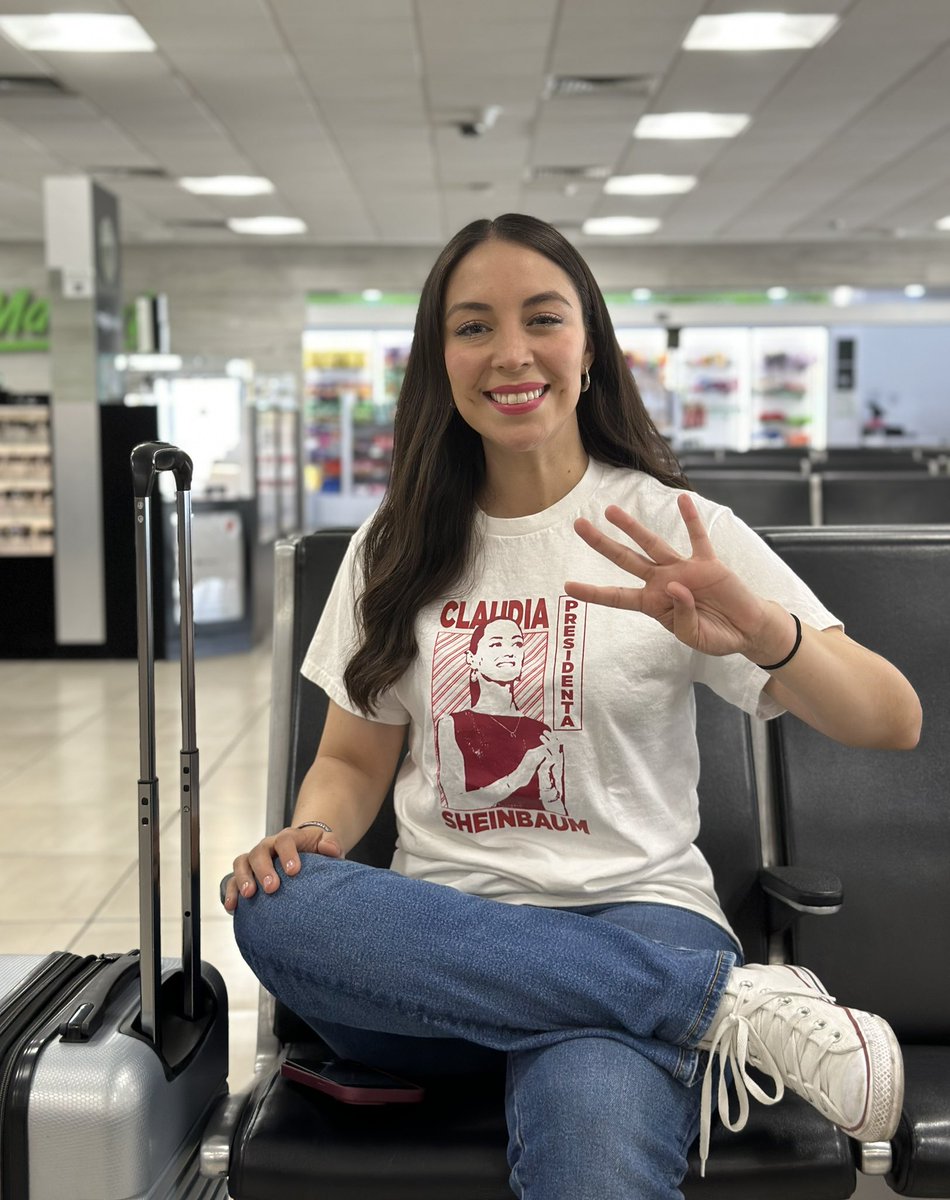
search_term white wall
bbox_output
[827,326,950,447]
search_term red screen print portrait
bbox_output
[435,616,567,815]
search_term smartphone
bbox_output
[280,1056,425,1105]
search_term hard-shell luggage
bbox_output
[0,442,229,1199]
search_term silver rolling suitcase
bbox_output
[0,442,229,1199]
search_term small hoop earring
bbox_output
[580,367,591,393]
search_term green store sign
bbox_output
[0,289,50,352]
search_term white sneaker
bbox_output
[696,963,904,1176]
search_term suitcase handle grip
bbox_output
[131,441,193,497]
[59,951,141,1043]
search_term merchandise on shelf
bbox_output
[676,329,751,450]
[750,328,828,449]
[616,330,672,438]
[301,331,411,505]
[0,400,53,557]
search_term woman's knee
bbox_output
[232,853,339,971]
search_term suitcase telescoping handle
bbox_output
[131,441,201,1050]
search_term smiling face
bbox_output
[442,238,592,475]
[467,619,526,684]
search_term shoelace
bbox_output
[697,981,845,1177]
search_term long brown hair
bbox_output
[343,213,686,714]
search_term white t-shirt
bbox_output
[301,459,839,934]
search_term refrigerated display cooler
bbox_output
[750,327,828,449]
[615,329,673,440]
[254,372,301,543]
[668,327,829,452]
[302,329,412,528]
[677,328,752,450]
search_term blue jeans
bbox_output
[234,854,741,1200]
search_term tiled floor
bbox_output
[0,643,271,1093]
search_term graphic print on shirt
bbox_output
[433,595,591,837]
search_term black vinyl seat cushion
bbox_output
[229,1045,856,1200]
[889,1047,950,1197]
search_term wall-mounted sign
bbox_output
[0,289,50,352]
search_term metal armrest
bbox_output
[853,1140,893,1176]
[199,1089,253,1178]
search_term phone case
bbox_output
[280,1058,425,1105]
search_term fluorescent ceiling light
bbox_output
[180,176,274,196]
[767,286,789,301]
[631,288,653,301]
[831,285,854,307]
[903,284,926,299]
[583,216,661,236]
[936,215,950,231]
[605,174,696,195]
[0,13,156,52]
[634,113,750,139]
[361,289,383,302]
[227,216,307,236]
[683,13,839,52]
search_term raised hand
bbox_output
[565,493,788,660]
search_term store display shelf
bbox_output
[0,513,53,526]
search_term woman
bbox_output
[436,617,566,814]
[225,214,921,1199]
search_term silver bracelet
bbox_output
[295,820,334,834]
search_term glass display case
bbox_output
[677,328,752,450]
[750,327,828,449]
[615,329,672,440]
[302,329,413,528]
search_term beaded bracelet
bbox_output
[756,612,803,672]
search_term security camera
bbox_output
[457,106,502,137]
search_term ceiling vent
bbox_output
[0,75,68,96]
[526,165,611,183]
[90,166,170,179]
[545,74,658,99]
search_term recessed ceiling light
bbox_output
[582,216,661,236]
[631,288,653,301]
[0,13,155,52]
[683,13,839,52]
[904,284,926,298]
[767,286,789,301]
[634,113,750,140]
[936,216,950,231]
[831,285,855,307]
[180,176,275,196]
[227,216,307,236]
[362,289,383,302]
[605,174,697,195]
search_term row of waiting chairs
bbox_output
[678,447,949,476]
[204,526,950,1200]
[687,470,950,527]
